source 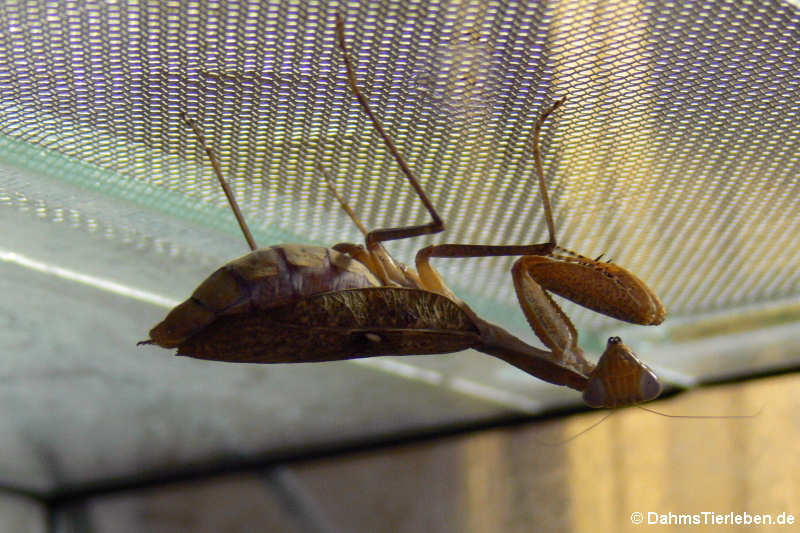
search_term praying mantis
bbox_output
[139,14,666,408]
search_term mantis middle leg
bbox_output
[415,99,665,383]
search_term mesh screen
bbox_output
[1,0,799,379]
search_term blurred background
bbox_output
[0,0,798,531]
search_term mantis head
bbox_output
[582,336,662,408]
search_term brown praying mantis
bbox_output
[139,14,666,408]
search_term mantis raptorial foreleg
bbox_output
[146,14,666,410]
[414,98,665,406]
[511,260,592,375]
[417,97,664,323]
[329,14,664,407]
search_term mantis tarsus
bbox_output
[140,14,666,408]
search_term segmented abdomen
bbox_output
[147,244,381,347]
[229,245,381,309]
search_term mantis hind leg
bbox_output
[318,163,369,237]
[181,113,259,252]
[335,14,445,249]
[319,163,424,288]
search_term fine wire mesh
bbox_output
[0,0,799,361]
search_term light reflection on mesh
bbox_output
[0,0,798,339]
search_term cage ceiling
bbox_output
[0,0,798,494]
